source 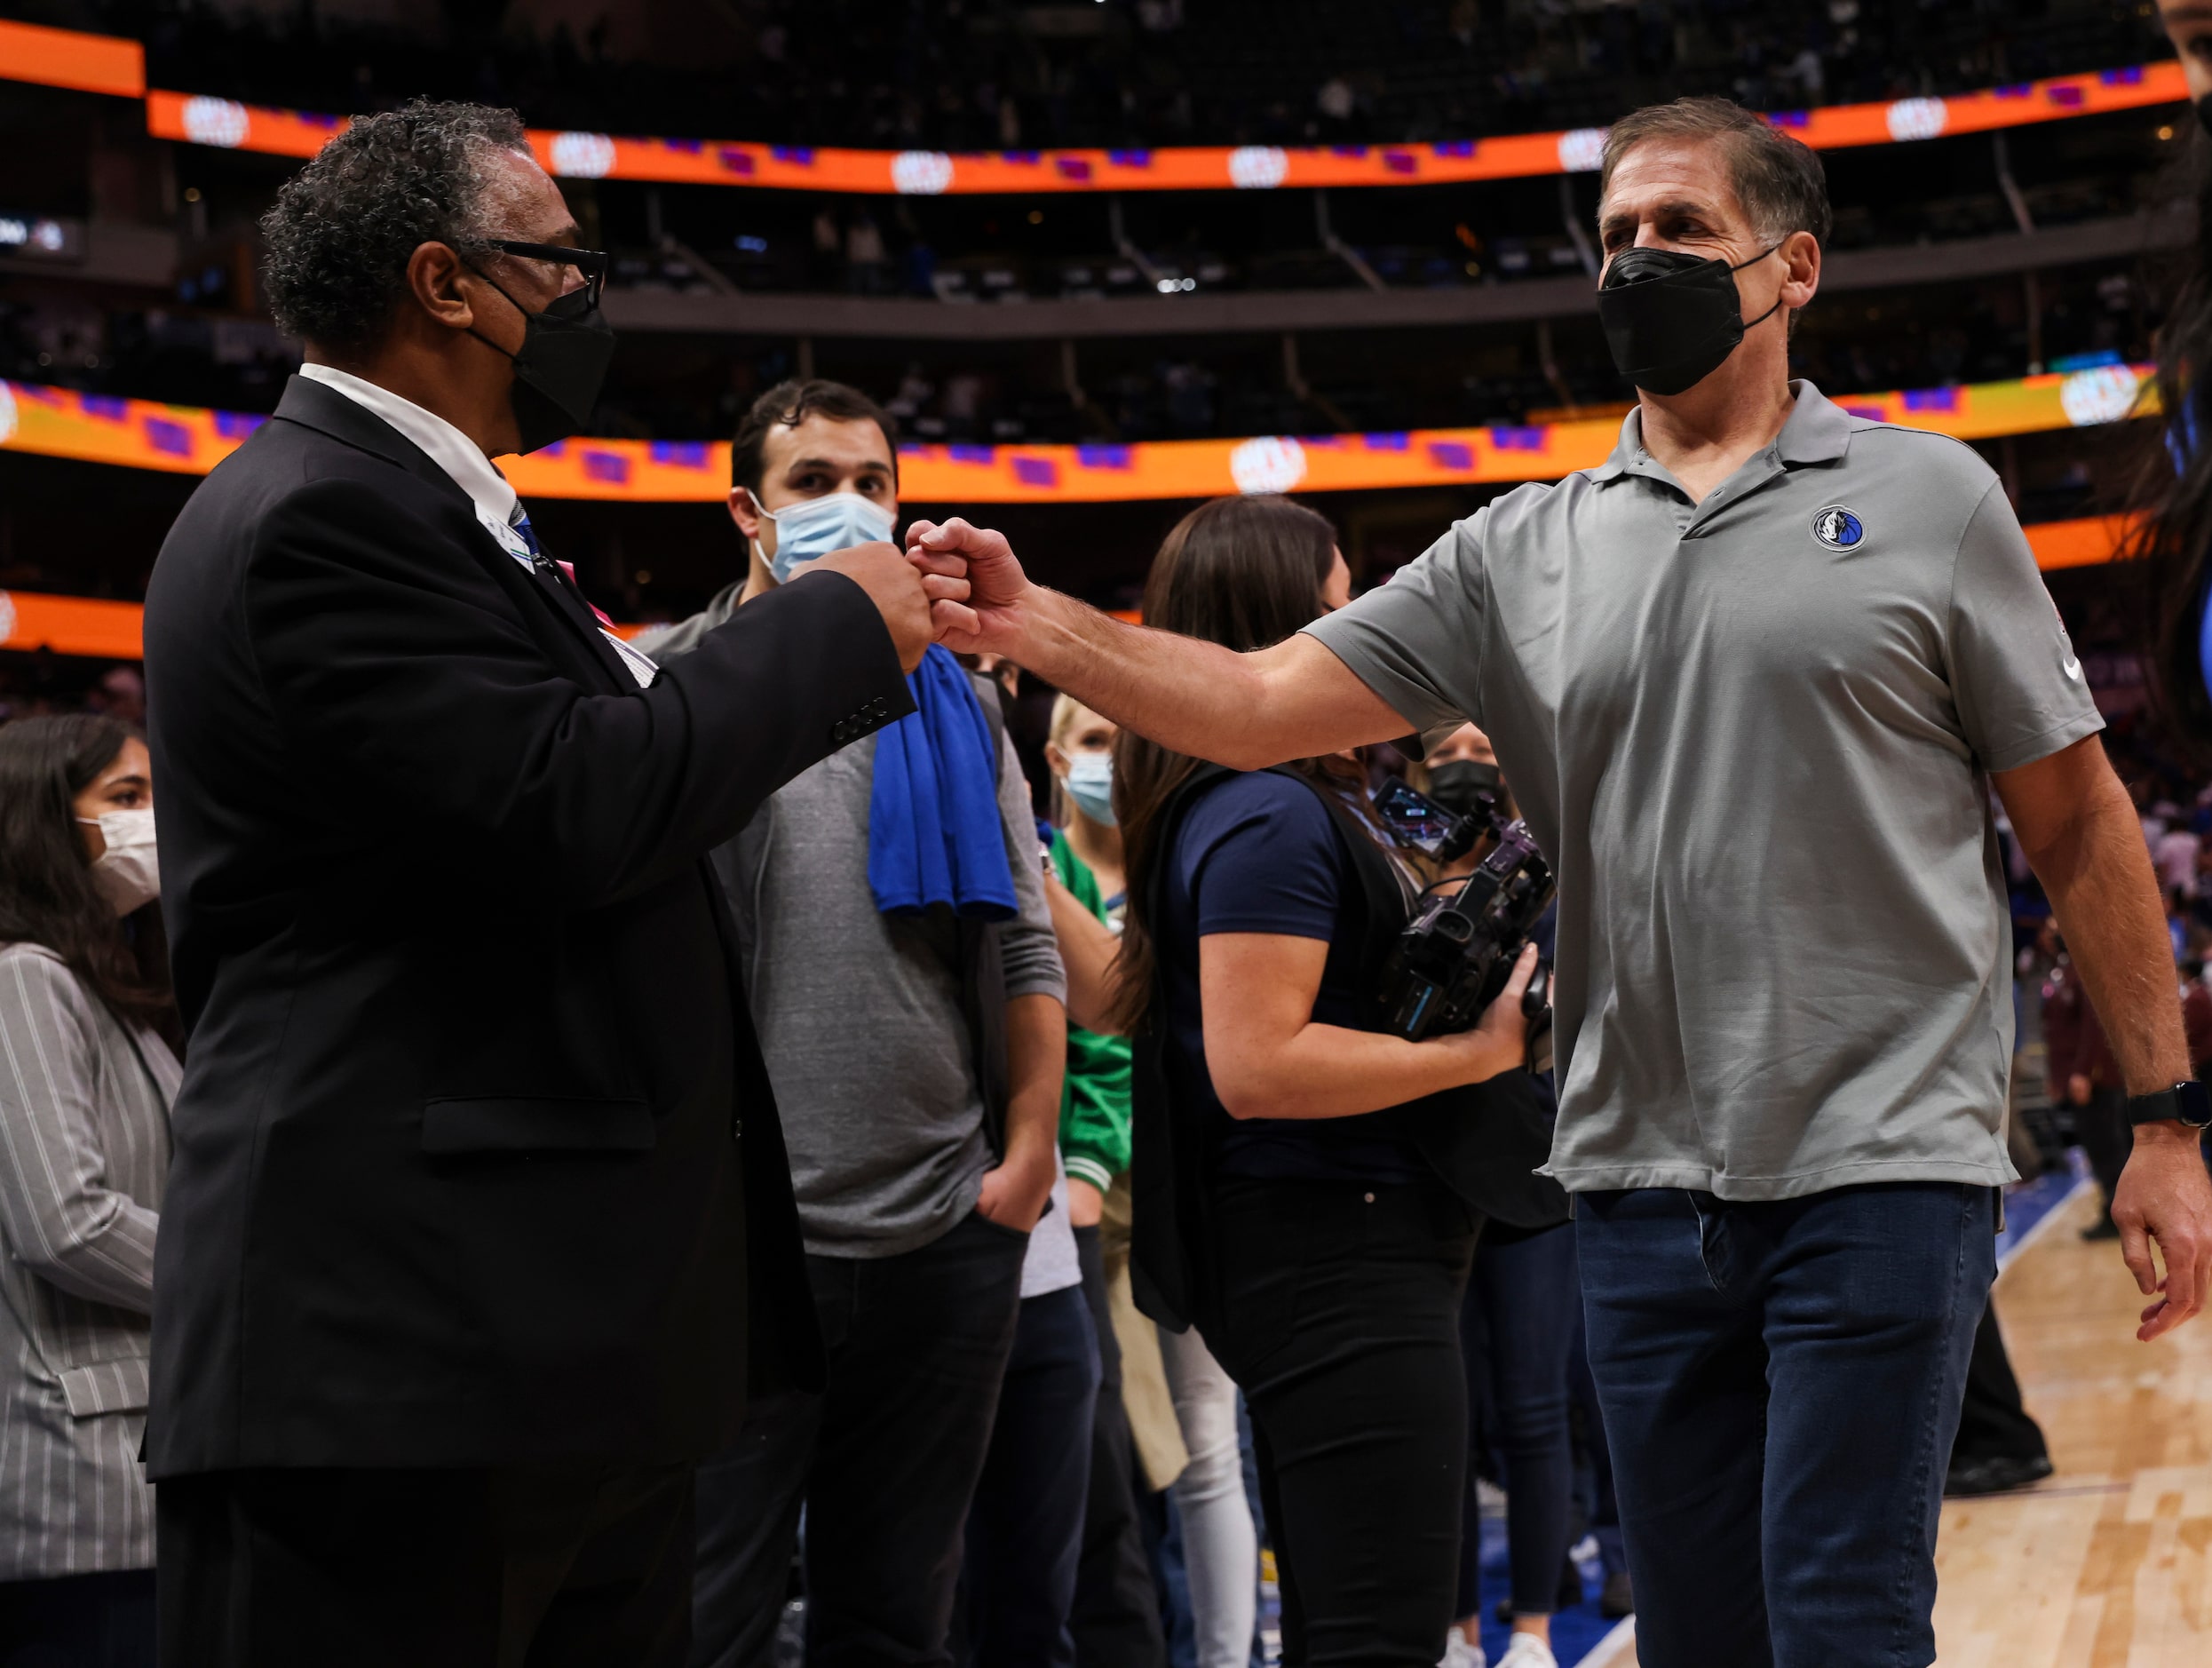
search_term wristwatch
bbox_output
[2126,1080,2212,1129]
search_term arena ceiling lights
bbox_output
[0,20,2187,195]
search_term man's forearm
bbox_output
[1009,585,1401,771]
[1001,991,1067,1164]
[2034,789,2190,1095]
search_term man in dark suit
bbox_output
[140,100,940,1664]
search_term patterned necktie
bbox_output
[507,502,543,560]
[510,503,614,629]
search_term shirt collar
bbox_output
[297,364,519,529]
[1585,378,1852,485]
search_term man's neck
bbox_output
[304,344,508,459]
[1635,354,1796,505]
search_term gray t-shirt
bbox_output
[1304,383,2103,1200]
[649,584,1077,1272]
[718,725,1069,1257]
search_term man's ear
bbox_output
[728,485,765,544]
[406,241,477,333]
[1780,229,1820,312]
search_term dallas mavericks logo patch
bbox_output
[1811,505,1865,551]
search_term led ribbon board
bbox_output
[0,20,145,99]
[0,513,2137,663]
[131,63,2188,194]
[0,364,2159,504]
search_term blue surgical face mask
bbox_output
[1064,752,1116,827]
[757,491,898,584]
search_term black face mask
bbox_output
[1597,242,1782,397]
[1425,759,1504,817]
[468,269,617,455]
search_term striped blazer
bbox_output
[0,942,177,1577]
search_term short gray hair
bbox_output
[1598,97,1833,248]
[260,99,531,353]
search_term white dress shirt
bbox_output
[299,362,521,530]
[297,364,656,687]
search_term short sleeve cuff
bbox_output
[1980,708,2106,776]
[1300,615,1466,743]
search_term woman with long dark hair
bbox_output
[0,715,178,1666]
[1115,496,1558,1668]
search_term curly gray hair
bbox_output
[260,99,532,353]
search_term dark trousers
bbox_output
[155,1464,694,1667]
[1457,1218,1578,1619]
[690,1211,1029,1668]
[963,1284,1103,1668]
[1949,1297,2048,1465]
[1066,1225,1169,1668]
[0,1569,155,1668]
[2078,1086,2132,1222]
[1577,1182,1994,1668]
[1205,1177,1479,1668]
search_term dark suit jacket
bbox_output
[140,375,911,1477]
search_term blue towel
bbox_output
[868,645,1019,919]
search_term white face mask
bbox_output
[756,491,898,584]
[1063,752,1116,827]
[77,807,160,916]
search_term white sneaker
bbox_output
[1494,1636,1558,1668]
[1438,1624,1487,1668]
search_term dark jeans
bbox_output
[690,1210,1029,1668]
[1566,1300,1625,1579]
[156,1464,693,1667]
[1578,1182,1994,1668]
[963,1283,1102,1668]
[1949,1297,2048,1465]
[1457,1219,1578,1620]
[1205,1177,1479,1668]
[1066,1225,1168,1668]
[0,1569,155,1668]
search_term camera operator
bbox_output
[909,95,2212,1668]
[1107,496,1561,1668]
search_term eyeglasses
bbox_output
[477,239,608,309]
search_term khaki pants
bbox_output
[1100,1173,1189,1490]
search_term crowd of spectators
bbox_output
[0,250,2155,453]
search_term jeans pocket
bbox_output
[969,1208,1034,1245]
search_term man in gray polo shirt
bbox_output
[907,98,2212,1668]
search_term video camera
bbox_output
[1370,777,1556,1044]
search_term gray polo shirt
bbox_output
[1304,382,2103,1200]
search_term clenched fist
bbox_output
[800,541,961,673]
[905,519,1036,656]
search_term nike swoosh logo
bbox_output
[2062,655,2082,681]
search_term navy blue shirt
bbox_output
[1161,772,1427,1184]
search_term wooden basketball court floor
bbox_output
[1595,1181,2212,1666]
